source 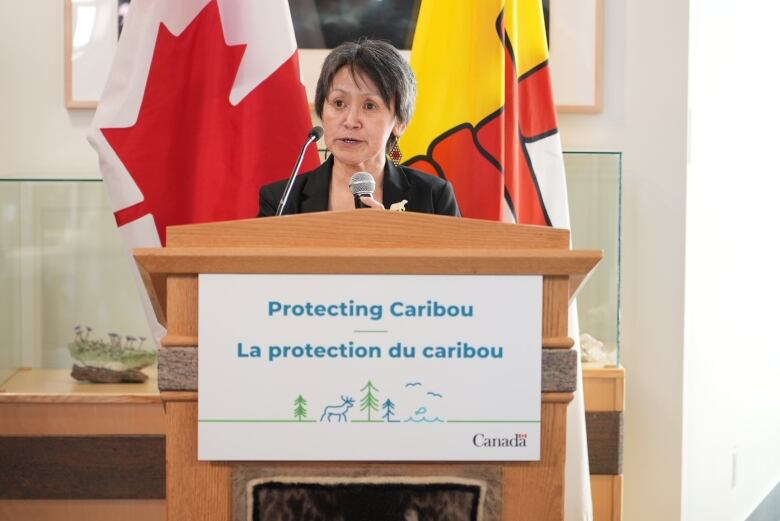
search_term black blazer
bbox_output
[258,156,461,217]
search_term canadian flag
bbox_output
[88,0,319,340]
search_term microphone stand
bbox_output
[276,128,322,216]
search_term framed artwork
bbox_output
[64,0,129,109]
[548,0,604,112]
[289,0,420,50]
[294,0,602,113]
[64,0,602,112]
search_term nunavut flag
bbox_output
[402,3,592,519]
[88,0,319,338]
[401,0,569,228]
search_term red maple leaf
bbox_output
[102,1,319,244]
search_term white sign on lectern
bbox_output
[198,274,542,461]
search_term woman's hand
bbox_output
[359,196,385,210]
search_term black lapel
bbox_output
[382,161,411,208]
[299,156,332,213]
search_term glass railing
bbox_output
[565,152,622,366]
[0,152,621,383]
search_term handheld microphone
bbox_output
[349,172,376,209]
[276,126,324,216]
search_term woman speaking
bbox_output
[258,39,460,217]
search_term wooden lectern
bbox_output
[134,211,601,521]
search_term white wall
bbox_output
[0,0,99,179]
[684,1,780,519]
[558,0,689,519]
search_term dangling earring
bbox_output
[388,135,403,166]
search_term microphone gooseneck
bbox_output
[349,172,376,209]
[276,126,323,216]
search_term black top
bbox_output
[258,156,461,217]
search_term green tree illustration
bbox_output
[360,380,380,421]
[293,395,307,421]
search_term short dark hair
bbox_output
[314,39,417,128]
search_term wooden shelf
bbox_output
[0,368,161,402]
[0,368,164,436]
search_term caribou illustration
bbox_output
[319,395,355,422]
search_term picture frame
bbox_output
[64,0,120,109]
[64,0,602,113]
[297,0,603,113]
[548,0,604,112]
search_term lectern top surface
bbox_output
[165,211,570,250]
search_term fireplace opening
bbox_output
[249,479,484,521]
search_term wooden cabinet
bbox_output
[583,364,625,521]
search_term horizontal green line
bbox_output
[199,419,317,423]
[351,420,386,423]
[447,420,541,424]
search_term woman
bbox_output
[258,39,460,217]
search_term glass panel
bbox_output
[564,152,622,366]
[0,157,622,374]
[0,180,151,373]
[0,183,22,385]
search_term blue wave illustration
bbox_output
[405,405,443,423]
[405,382,422,387]
[404,416,444,423]
[426,391,443,398]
